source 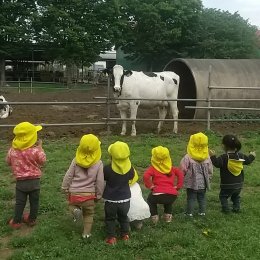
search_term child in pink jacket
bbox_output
[180,133,213,217]
[6,122,46,229]
[62,134,104,240]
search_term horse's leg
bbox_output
[169,101,179,134]
[158,106,167,134]
[130,103,139,136]
[119,109,127,135]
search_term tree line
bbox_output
[0,0,259,86]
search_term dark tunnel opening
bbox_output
[164,60,197,119]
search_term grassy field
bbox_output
[0,131,260,260]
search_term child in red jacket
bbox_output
[143,146,183,224]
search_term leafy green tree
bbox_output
[114,0,203,71]
[114,1,259,70]
[0,0,37,86]
[190,8,259,58]
[35,0,118,84]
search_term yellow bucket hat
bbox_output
[108,141,131,175]
[12,122,42,150]
[151,146,172,174]
[187,132,209,161]
[75,134,101,168]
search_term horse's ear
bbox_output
[124,70,133,77]
[102,68,112,76]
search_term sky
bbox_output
[202,0,260,28]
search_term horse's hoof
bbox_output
[120,132,126,136]
[131,133,136,137]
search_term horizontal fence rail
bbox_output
[94,96,260,102]
[103,118,260,122]
[3,79,100,93]
[186,106,260,111]
[103,118,207,122]
[0,101,107,105]
[209,86,260,90]
[94,97,206,102]
[0,122,117,128]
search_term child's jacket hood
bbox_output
[76,134,101,168]
[227,153,245,176]
[187,132,209,161]
[151,146,172,174]
[108,141,131,175]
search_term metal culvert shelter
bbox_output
[164,59,260,119]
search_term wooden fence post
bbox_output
[207,65,212,130]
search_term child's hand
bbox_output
[250,151,256,157]
[209,149,215,156]
[150,185,155,190]
[173,185,179,190]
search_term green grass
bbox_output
[0,132,260,260]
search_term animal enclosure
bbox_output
[1,59,260,136]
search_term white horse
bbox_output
[107,65,179,136]
[0,95,12,119]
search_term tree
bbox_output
[0,0,37,86]
[190,8,259,58]
[35,0,118,84]
[114,0,203,71]
[114,1,259,70]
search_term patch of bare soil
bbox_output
[0,225,33,260]
[0,86,259,140]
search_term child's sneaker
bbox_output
[198,212,206,216]
[232,208,240,213]
[131,220,143,230]
[184,212,193,217]
[135,221,143,230]
[72,207,82,222]
[163,213,172,223]
[221,208,230,214]
[121,234,129,241]
[8,219,22,229]
[82,234,91,239]
[151,215,159,224]
[105,237,117,245]
[22,213,36,226]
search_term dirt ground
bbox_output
[0,86,259,140]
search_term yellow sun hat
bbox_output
[129,168,139,186]
[108,141,131,175]
[12,122,42,150]
[187,132,209,161]
[75,134,101,168]
[151,146,172,174]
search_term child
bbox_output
[180,132,213,217]
[6,122,46,228]
[143,146,183,224]
[128,171,151,230]
[103,141,135,245]
[62,134,104,239]
[209,134,256,213]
